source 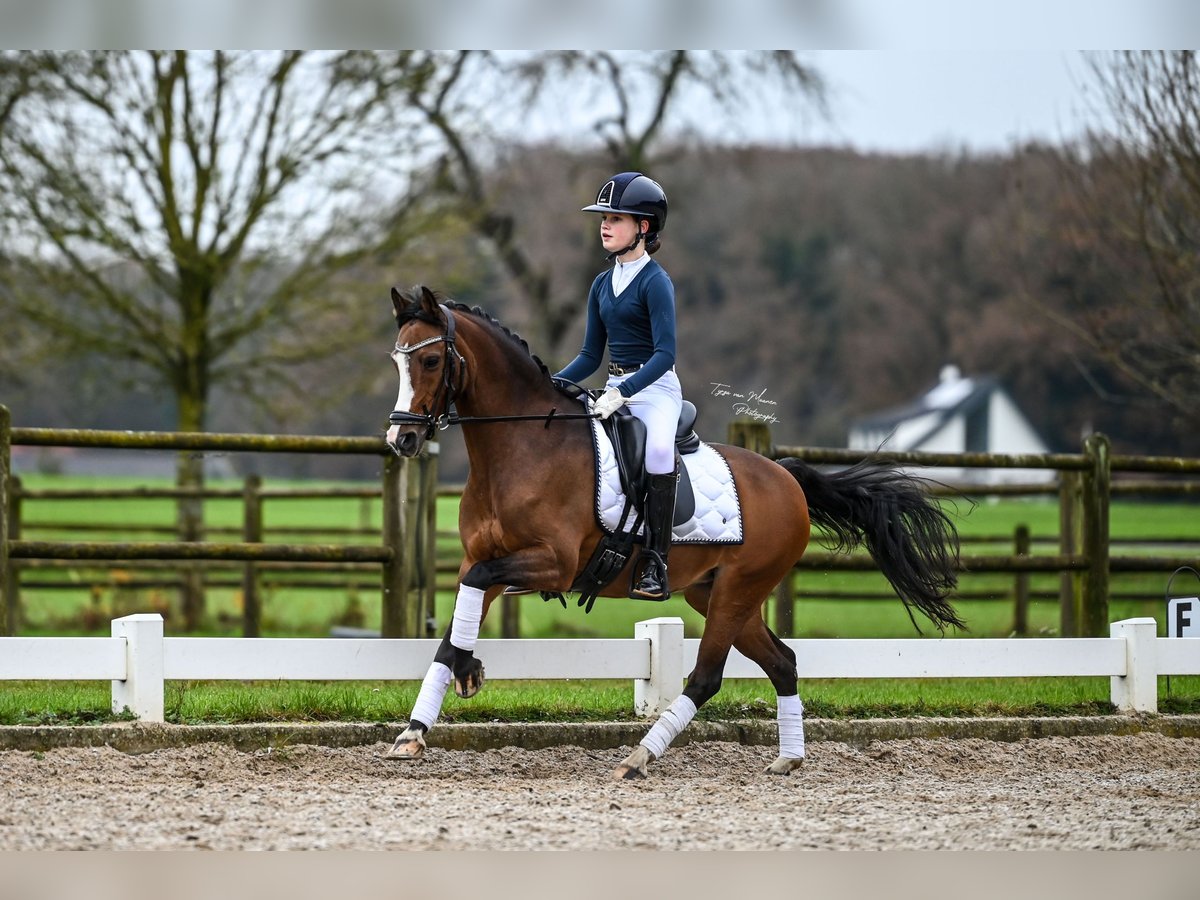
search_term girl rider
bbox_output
[556,172,681,600]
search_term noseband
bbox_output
[388,305,599,439]
[388,304,468,439]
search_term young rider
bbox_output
[556,172,681,600]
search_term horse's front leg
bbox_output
[388,553,562,761]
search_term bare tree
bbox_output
[1036,51,1200,428]
[360,51,825,356]
[0,51,437,627]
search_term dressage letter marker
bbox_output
[1168,597,1199,638]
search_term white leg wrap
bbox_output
[639,694,698,760]
[450,584,486,651]
[409,661,452,730]
[777,694,805,759]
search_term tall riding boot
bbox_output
[630,469,678,600]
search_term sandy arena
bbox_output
[1,732,1198,850]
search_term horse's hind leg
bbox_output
[733,617,805,775]
[614,573,768,781]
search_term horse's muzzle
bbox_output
[388,429,422,458]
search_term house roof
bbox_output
[853,366,999,434]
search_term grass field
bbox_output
[4,473,1198,724]
[10,473,1197,641]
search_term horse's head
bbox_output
[385,285,465,457]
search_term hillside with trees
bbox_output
[2,52,1194,484]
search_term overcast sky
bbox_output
[793,51,1106,153]
[520,50,1112,159]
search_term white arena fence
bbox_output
[1,615,1198,723]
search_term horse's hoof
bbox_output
[385,730,426,760]
[612,745,653,781]
[613,764,647,781]
[764,755,804,775]
[454,662,486,699]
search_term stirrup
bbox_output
[629,551,669,601]
[502,585,536,596]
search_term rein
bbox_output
[389,305,598,437]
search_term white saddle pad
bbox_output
[589,415,744,544]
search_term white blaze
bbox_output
[385,351,414,447]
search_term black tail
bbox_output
[779,457,965,633]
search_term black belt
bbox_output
[608,362,643,376]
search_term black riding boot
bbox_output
[630,470,678,600]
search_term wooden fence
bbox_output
[0,405,438,638]
[2,403,1198,641]
[725,421,1200,639]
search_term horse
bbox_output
[382,285,964,779]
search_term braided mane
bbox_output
[392,286,553,381]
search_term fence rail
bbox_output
[0,405,438,639]
[3,405,1199,642]
[727,422,1200,640]
[1,614,1196,722]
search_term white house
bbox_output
[848,365,1055,485]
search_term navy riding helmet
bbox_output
[582,172,668,238]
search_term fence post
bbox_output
[775,567,795,638]
[1058,471,1082,637]
[1110,617,1158,713]
[500,595,521,639]
[0,405,11,637]
[1012,524,1030,637]
[422,444,439,637]
[111,613,165,722]
[634,616,685,717]
[241,475,263,638]
[404,451,435,638]
[726,420,773,457]
[1081,433,1112,638]
[381,454,411,637]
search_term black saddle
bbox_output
[603,400,699,527]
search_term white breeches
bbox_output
[607,367,683,475]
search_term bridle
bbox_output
[388,304,598,439]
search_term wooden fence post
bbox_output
[241,474,263,638]
[1012,524,1030,637]
[404,451,429,637]
[381,454,411,638]
[0,405,11,636]
[726,420,774,457]
[6,476,22,635]
[500,592,521,638]
[775,567,795,638]
[1058,471,1082,637]
[422,443,439,637]
[1081,433,1112,638]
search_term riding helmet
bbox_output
[582,172,668,235]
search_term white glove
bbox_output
[592,387,628,420]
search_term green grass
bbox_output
[6,474,1200,724]
[4,676,1200,727]
[10,476,1198,640]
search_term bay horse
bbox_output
[383,285,963,779]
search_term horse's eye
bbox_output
[422,355,441,371]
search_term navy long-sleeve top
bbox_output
[555,259,677,398]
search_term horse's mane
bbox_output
[392,286,554,382]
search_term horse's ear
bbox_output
[390,286,406,320]
[418,285,446,323]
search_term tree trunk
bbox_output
[175,326,209,632]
